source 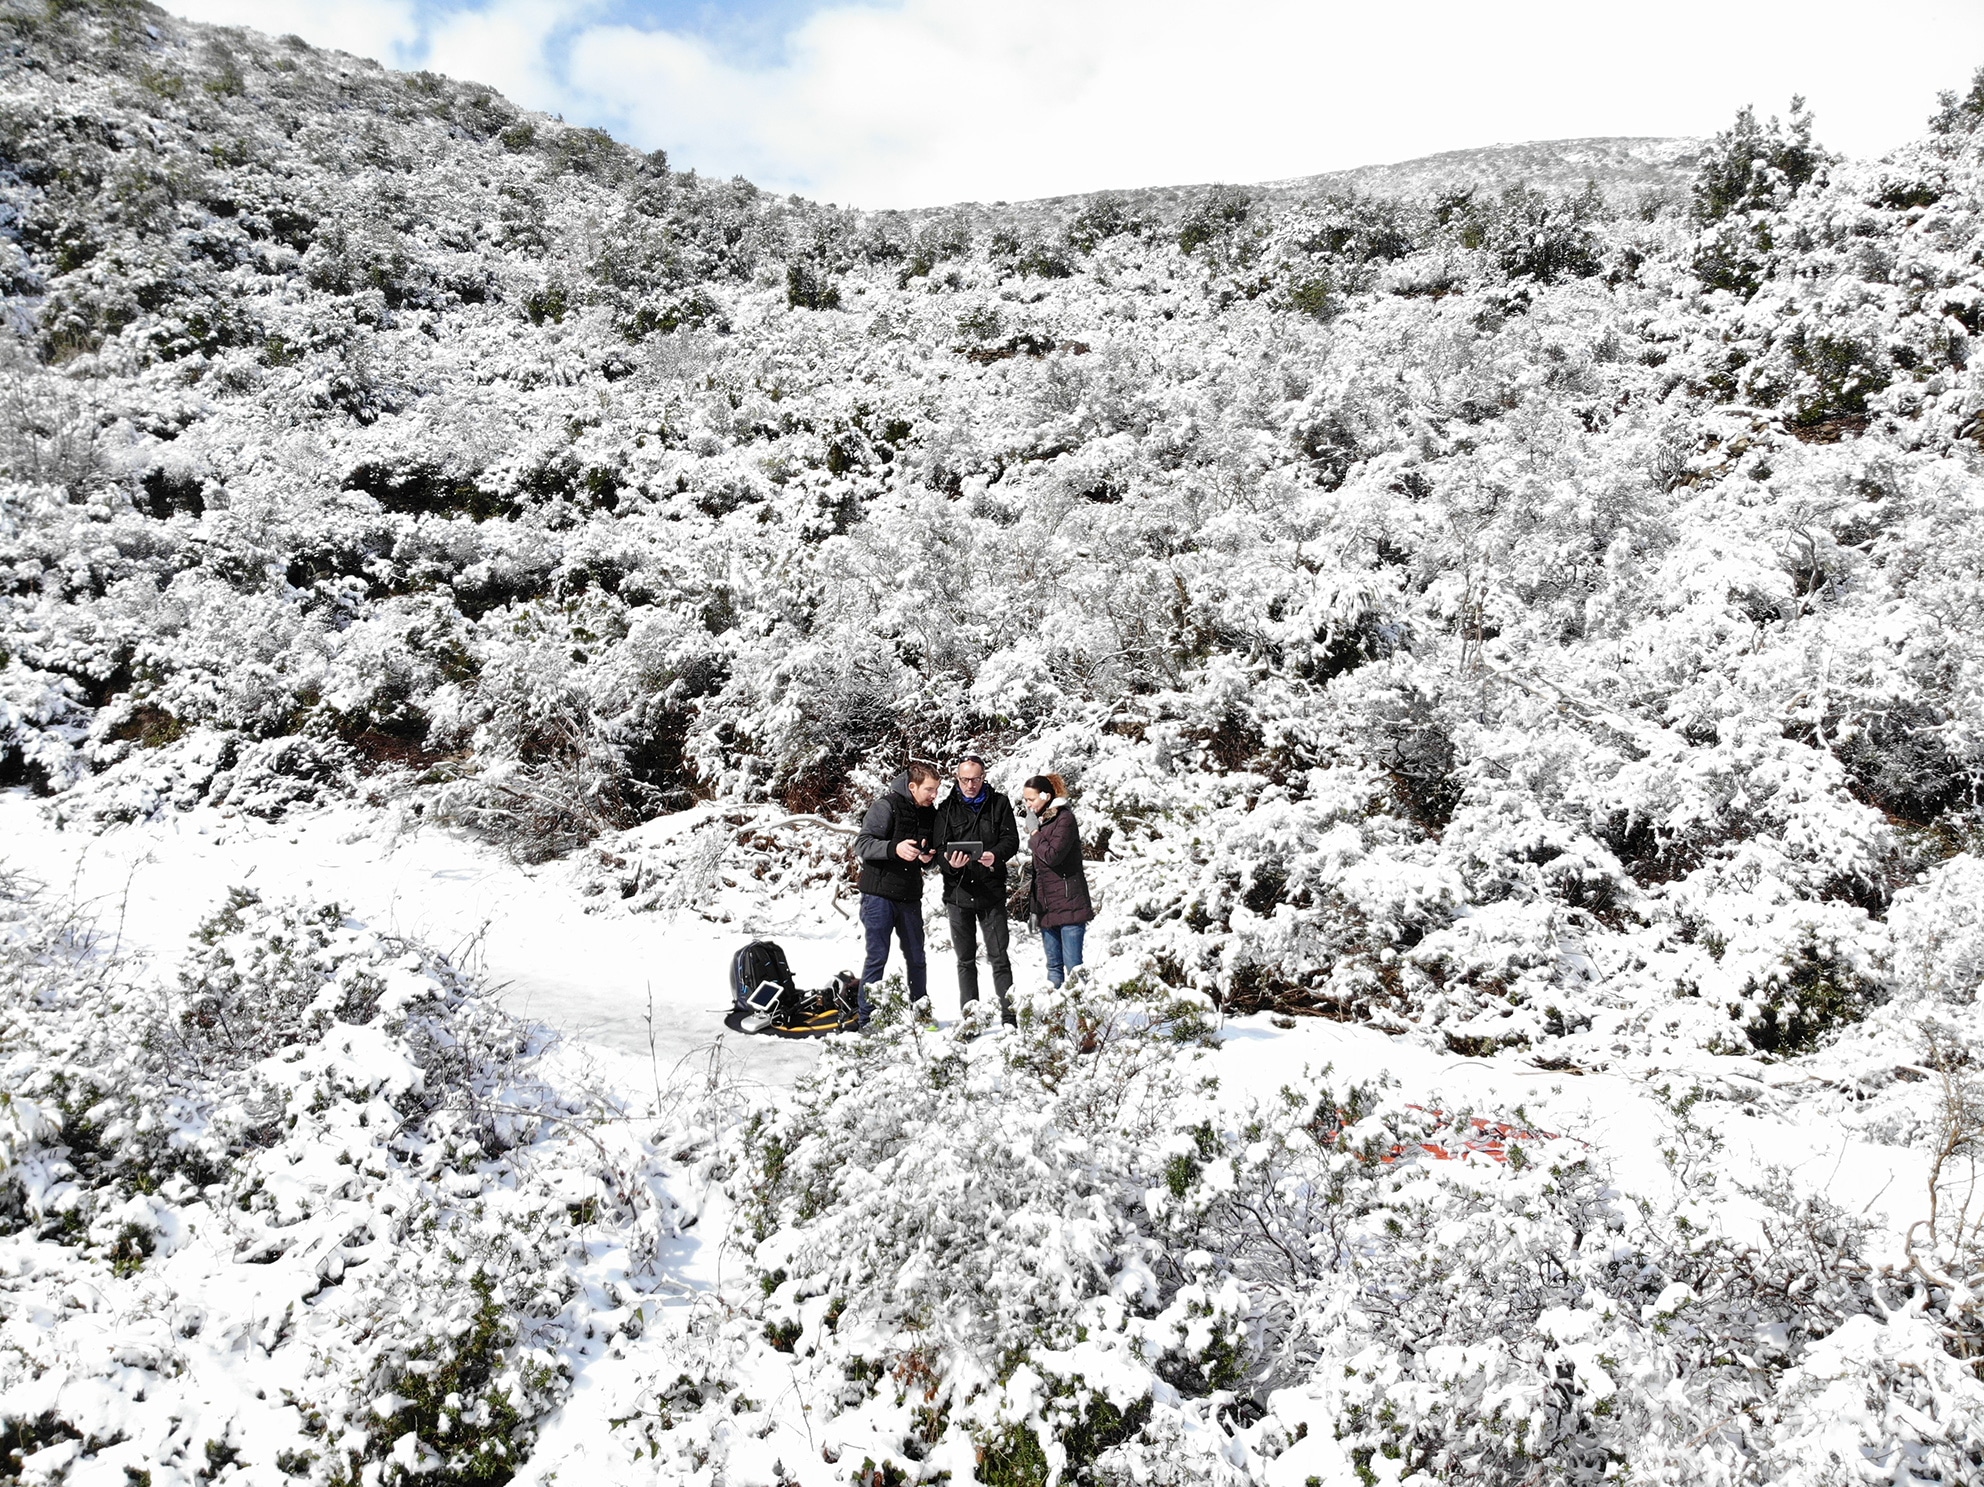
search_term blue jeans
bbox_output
[860,893,927,1017]
[1041,922,1086,988]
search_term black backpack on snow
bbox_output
[731,940,797,1020]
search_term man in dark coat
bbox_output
[853,762,940,1021]
[933,755,1021,1024]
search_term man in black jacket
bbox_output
[853,762,941,1022]
[934,755,1021,1024]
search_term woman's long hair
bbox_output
[1023,773,1068,800]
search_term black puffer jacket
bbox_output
[854,774,935,903]
[933,785,1021,910]
[1028,801,1094,929]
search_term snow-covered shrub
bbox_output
[734,982,1244,1482]
[1889,854,1984,1007]
[1690,98,1830,297]
[0,655,90,793]
[427,601,660,860]
[1479,183,1607,284]
[725,978,1984,1485]
[0,868,690,1484]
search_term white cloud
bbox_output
[421,0,593,113]
[168,0,424,61]
[167,0,1984,206]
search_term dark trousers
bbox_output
[859,893,927,1016]
[947,901,1014,1021]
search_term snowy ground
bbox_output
[0,785,1933,1240]
[0,790,1102,1090]
[0,790,830,1089]
[1,788,1946,1484]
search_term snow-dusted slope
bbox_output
[1265,135,1702,204]
[1000,137,1698,224]
[7,0,1984,1480]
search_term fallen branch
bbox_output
[756,814,858,837]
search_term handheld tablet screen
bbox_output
[945,841,985,859]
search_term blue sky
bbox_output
[397,0,836,67]
[169,1,1984,208]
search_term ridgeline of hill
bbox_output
[1269,134,1701,200]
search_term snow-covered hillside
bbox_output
[6,0,1984,1481]
[1267,136,1702,206]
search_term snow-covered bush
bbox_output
[727,982,1984,1485]
[0,868,692,1484]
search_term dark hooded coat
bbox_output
[1028,800,1094,929]
[854,772,935,903]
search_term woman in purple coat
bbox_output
[1021,774,1095,987]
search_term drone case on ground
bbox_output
[726,940,859,1036]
